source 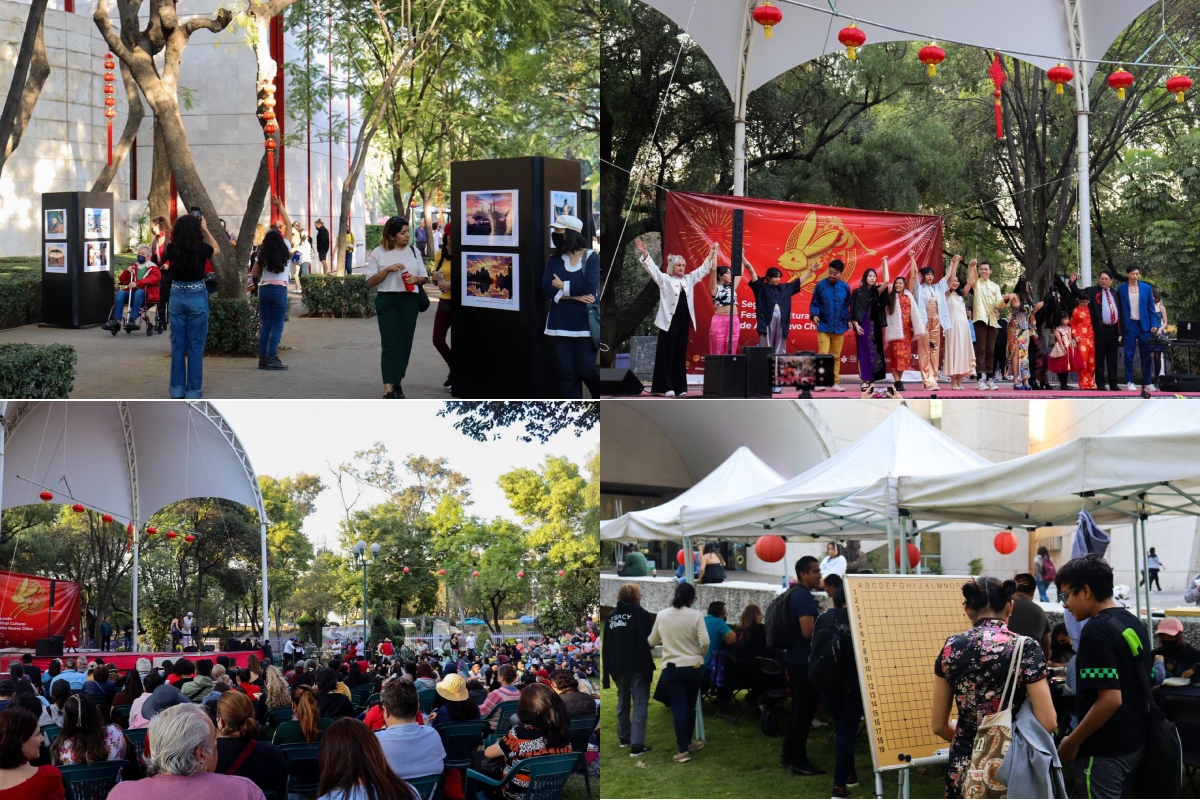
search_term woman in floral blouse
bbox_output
[930,577,1057,798]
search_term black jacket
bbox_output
[602,600,655,686]
[1069,278,1121,335]
[316,226,330,256]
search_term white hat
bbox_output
[551,215,583,233]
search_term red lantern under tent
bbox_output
[166,530,177,539]
[754,534,787,564]
[403,566,410,574]
[438,569,446,576]
[71,503,85,514]
[1167,73,1193,103]
[472,571,480,578]
[994,529,1019,555]
[918,43,945,77]
[146,527,157,536]
[558,570,566,577]
[39,491,53,505]
[101,514,114,524]
[1047,62,1074,94]
[517,570,525,579]
[838,23,866,61]
[1108,68,1134,100]
[184,534,196,543]
[893,543,922,568]
[752,1,782,39]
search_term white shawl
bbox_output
[883,289,926,343]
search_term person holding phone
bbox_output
[363,216,428,398]
[164,213,220,398]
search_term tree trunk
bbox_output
[0,0,51,178]
[148,119,171,220]
[91,59,145,192]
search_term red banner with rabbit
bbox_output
[0,570,81,649]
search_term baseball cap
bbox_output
[1156,617,1185,636]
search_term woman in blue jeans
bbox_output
[251,227,292,370]
[164,213,220,398]
[647,581,709,763]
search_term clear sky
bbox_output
[214,401,597,552]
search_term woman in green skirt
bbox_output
[363,217,429,398]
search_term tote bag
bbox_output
[963,635,1027,799]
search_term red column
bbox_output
[64,0,74,12]
[306,21,312,231]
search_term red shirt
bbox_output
[0,765,64,800]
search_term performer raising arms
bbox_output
[912,252,951,391]
[634,239,719,397]
[743,259,814,355]
[942,256,977,390]
[881,259,926,393]
[707,259,741,355]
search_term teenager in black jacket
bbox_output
[603,582,656,756]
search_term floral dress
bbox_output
[1010,306,1033,387]
[934,618,1047,799]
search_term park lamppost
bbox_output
[351,540,380,647]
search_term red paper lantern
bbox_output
[438,569,446,576]
[558,569,566,577]
[893,543,922,567]
[166,530,177,539]
[1047,62,1074,95]
[403,566,410,574]
[39,491,53,505]
[101,514,114,524]
[1167,73,1193,103]
[184,534,196,543]
[918,43,945,77]
[265,139,276,151]
[1108,69,1134,100]
[838,23,866,61]
[994,529,1019,555]
[472,571,480,578]
[146,527,157,536]
[517,570,525,579]
[676,549,686,566]
[752,1,782,39]
[753,534,787,563]
[71,503,85,514]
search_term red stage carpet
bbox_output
[8,650,265,672]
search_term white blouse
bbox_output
[363,245,429,293]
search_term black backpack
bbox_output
[765,585,802,651]
[808,615,853,693]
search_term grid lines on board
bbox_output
[846,575,967,771]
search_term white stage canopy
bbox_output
[1101,398,1200,437]
[600,446,785,541]
[0,401,269,651]
[676,405,992,542]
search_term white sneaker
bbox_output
[813,386,827,392]
[1145,384,1158,393]
[1124,382,1138,392]
[811,718,828,729]
[665,390,675,397]
[831,384,846,392]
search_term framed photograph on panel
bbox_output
[550,191,578,221]
[462,252,519,310]
[84,207,111,239]
[45,243,67,274]
[461,190,518,247]
[45,209,67,239]
[84,241,110,273]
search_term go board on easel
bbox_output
[845,575,969,772]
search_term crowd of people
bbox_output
[0,626,599,800]
[605,550,1181,799]
[633,238,1172,395]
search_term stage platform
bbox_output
[604,378,1200,399]
[3,649,265,672]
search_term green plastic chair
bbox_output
[407,773,442,800]
[112,704,132,729]
[439,719,489,769]
[485,700,519,746]
[280,742,321,797]
[264,706,294,728]
[123,727,147,760]
[417,687,435,715]
[569,714,597,798]
[59,761,125,800]
[41,724,61,744]
[366,693,381,708]
[351,683,373,704]
[464,753,580,800]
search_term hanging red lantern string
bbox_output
[71,503,85,514]
[101,514,114,524]
[166,530,177,540]
[39,491,53,505]
[103,53,116,167]
[1108,68,1134,100]
[994,529,1019,555]
[752,2,783,39]
[918,43,945,77]
[1166,73,1192,103]
[838,23,866,61]
[989,52,1007,139]
[261,82,278,198]
[146,527,157,536]
[127,522,133,553]
[184,534,196,543]
[1047,62,1074,95]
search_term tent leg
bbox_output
[1141,517,1152,635]
[887,518,896,575]
[683,537,695,586]
[694,692,705,742]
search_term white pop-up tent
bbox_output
[0,401,269,651]
[674,405,994,570]
[637,0,1161,283]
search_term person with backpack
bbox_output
[808,581,860,799]
[602,583,655,758]
[931,577,1056,798]
[770,555,826,777]
[647,582,709,763]
[1034,546,1057,602]
[1055,554,1163,798]
[363,216,430,399]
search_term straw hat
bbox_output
[435,673,469,703]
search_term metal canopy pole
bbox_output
[886,517,896,575]
[1141,515,1152,635]
[732,1,754,196]
[1064,0,1092,285]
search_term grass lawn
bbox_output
[599,662,946,799]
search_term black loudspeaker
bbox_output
[226,638,242,651]
[600,368,645,396]
[48,580,55,608]
[36,638,63,657]
[1159,374,1200,392]
[183,645,198,652]
[743,345,773,397]
[703,355,747,397]
[730,209,743,277]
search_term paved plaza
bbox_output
[0,294,453,399]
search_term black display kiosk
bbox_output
[450,157,586,398]
[40,191,116,328]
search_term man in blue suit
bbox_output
[1116,265,1161,391]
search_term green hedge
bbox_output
[300,274,377,318]
[0,273,42,330]
[365,224,382,253]
[206,296,288,355]
[0,343,77,398]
